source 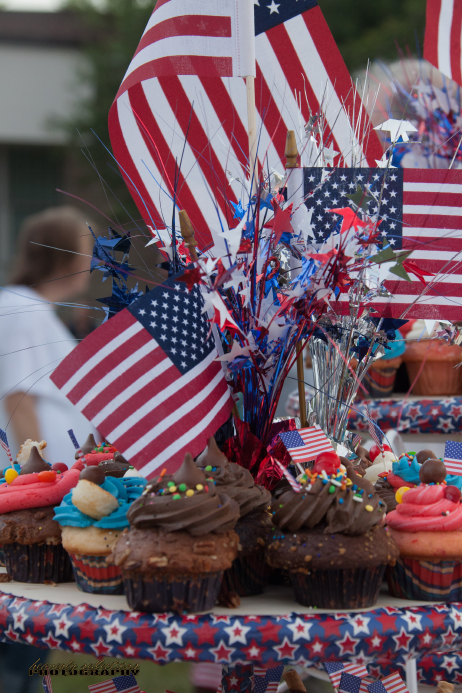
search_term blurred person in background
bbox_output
[0,206,98,465]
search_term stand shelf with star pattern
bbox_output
[0,578,461,688]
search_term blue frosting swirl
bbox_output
[392,456,462,489]
[54,476,147,529]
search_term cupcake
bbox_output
[372,449,437,512]
[113,453,240,613]
[55,466,147,594]
[0,446,83,583]
[362,331,405,398]
[402,321,462,396]
[267,453,399,608]
[195,437,272,602]
[386,459,462,600]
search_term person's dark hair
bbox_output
[10,206,90,287]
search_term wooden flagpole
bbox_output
[178,209,198,262]
[285,130,307,427]
[245,75,258,194]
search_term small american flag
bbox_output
[88,674,140,693]
[352,434,362,450]
[279,425,334,464]
[51,274,234,479]
[367,673,408,693]
[368,418,383,453]
[324,662,369,689]
[253,665,284,693]
[339,673,369,693]
[274,459,301,492]
[67,429,87,464]
[425,0,462,85]
[0,428,13,464]
[444,440,462,476]
[42,675,53,693]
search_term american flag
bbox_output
[51,275,233,479]
[368,418,383,453]
[352,434,362,450]
[42,675,53,693]
[304,167,462,320]
[88,674,141,693]
[444,440,462,476]
[279,424,334,463]
[324,662,369,689]
[0,428,13,464]
[367,673,408,693]
[339,672,370,693]
[109,0,382,249]
[253,665,284,693]
[424,0,462,85]
[274,459,301,492]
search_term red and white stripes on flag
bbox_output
[383,169,462,320]
[424,0,462,85]
[279,425,335,464]
[109,0,383,249]
[50,277,234,479]
[323,662,369,689]
[380,673,409,693]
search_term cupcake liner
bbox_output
[363,363,400,398]
[0,545,5,568]
[405,361,462,397]
[387,557,462,601]
[3,542,74,583]
[218,551,270,605]
[68,553,123,595]
[289,565,386,609]
[123,571,223,613]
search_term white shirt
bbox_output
[0,285,98,466]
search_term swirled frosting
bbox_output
[195,437,271,517]
[127,453,239,536]
[390,456,462,490]
[54,476,147,529]
[386,484,462,531]
[271,467,386,535]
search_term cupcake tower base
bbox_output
[0,576,462,688]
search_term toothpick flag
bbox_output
[88,674,140,693]
[367,673,409,693]
[324,662,369,689]
[42,674,53,693]
[444,440,462,476]
[253,666,285,693]
[274,459,301,492]
[51,274,234,479]
[279,425,334,463]
[0,428,13,464]
[109,0,382,246]
[339,673,369,693]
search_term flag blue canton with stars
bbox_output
[303,168,404,246]
[113,675,140,691]
[253,665,285,693]
[127,274,214,376]
[254,0,317,35]
[367,682,388,693]
[339,673,365,693]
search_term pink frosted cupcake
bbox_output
[386,458,462,600]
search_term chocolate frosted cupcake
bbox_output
[267,465,399,608]
[196,437,272,602]
[113,453,240,613]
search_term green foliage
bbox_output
[318,0,427,73]
[63,0,153,217]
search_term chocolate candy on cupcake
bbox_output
[196,437,272,602]
[113,453,240,613]
[267,453,399,609]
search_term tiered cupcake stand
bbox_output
[1,577,461,691]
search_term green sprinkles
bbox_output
[329,485,336,494]
[205,465,212,472]
[167,481,175,487]
[178,483,187,492]
[172,494,181,500]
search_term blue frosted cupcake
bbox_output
[54,467,146,594]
